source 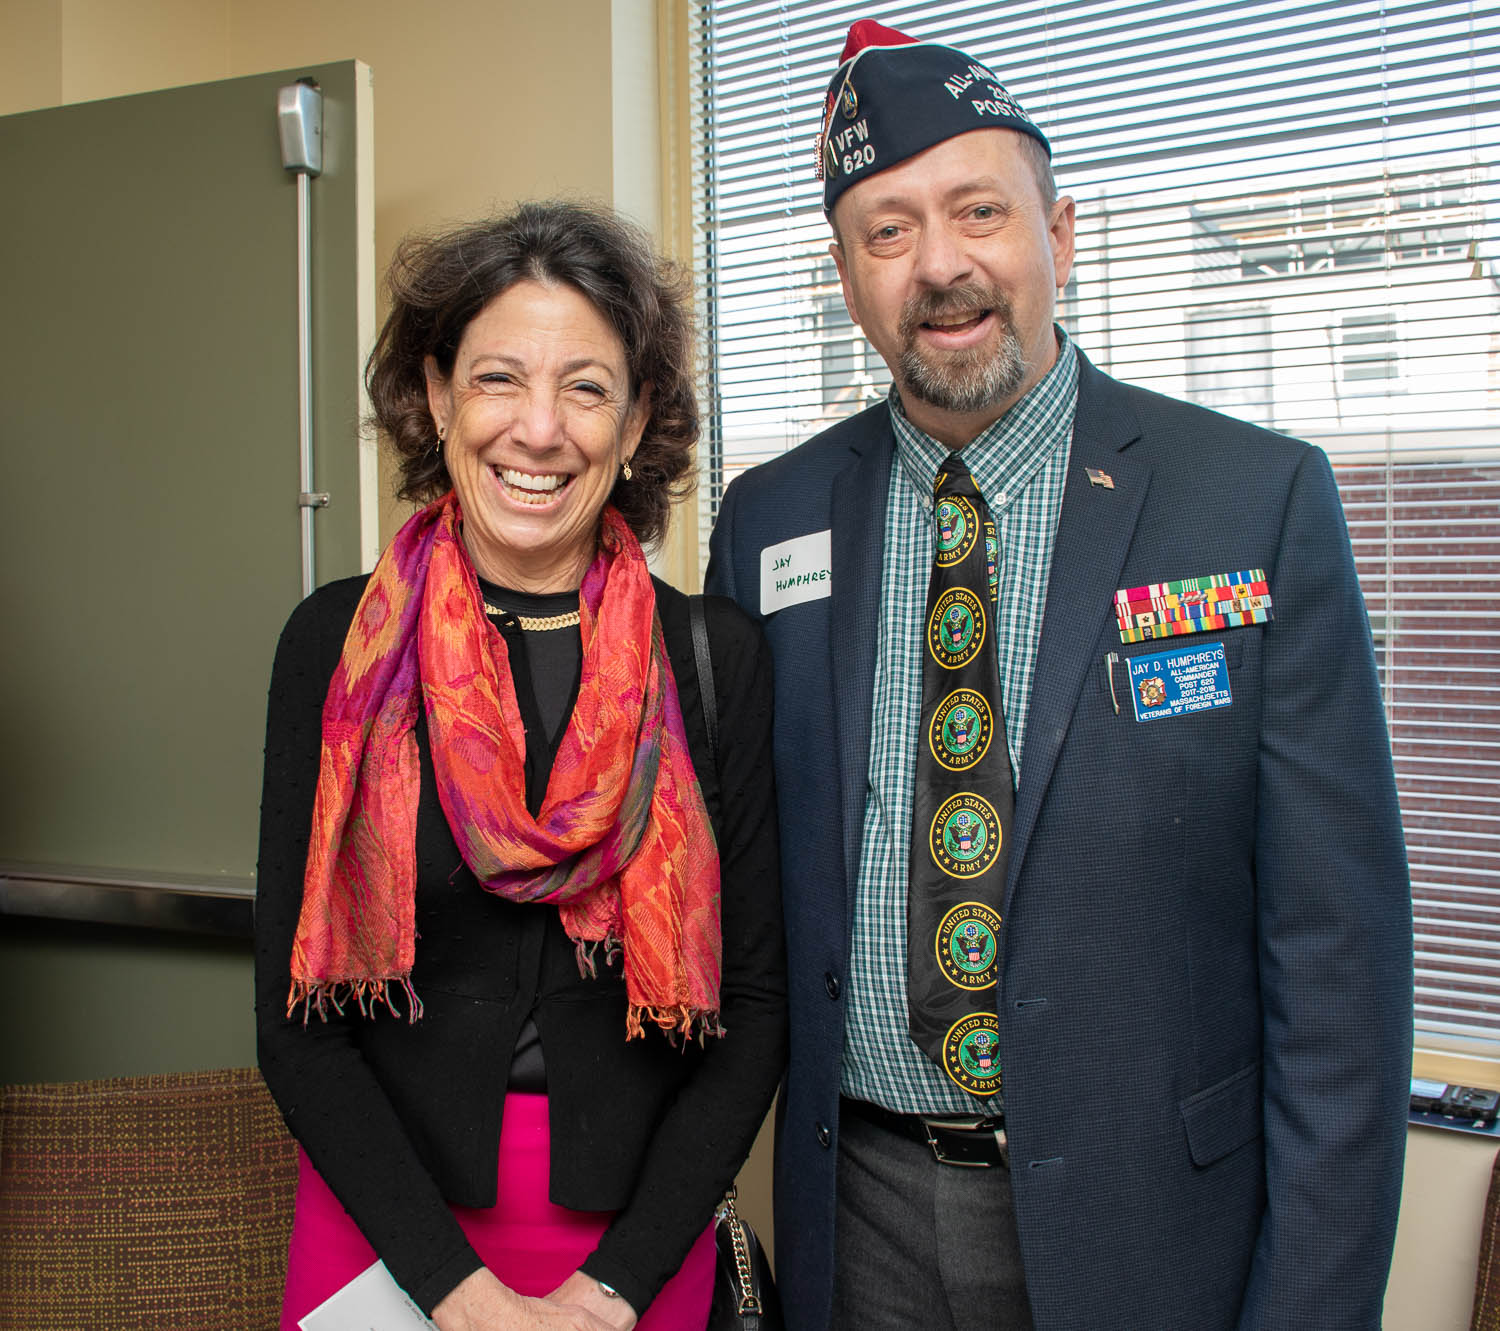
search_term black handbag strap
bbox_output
[689,595,719,767]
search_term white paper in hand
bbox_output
[298,1260,437,1330]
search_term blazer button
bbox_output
[824,972,840,999]
[816,1122,831,1148]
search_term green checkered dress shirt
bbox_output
[841,331,1080,1114]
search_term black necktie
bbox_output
[907,454,1013,1097]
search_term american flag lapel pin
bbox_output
[1085,467,1115,489]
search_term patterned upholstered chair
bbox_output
[0,1067,296,1330]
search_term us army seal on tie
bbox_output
[927,588,985,670]
[935,901,1002,989]
[942,1012,1003,1094]
[928,688,994,772]
[929,793,1002,878]
[935,494,979,567]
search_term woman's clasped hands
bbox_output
[431,1266,638,1331]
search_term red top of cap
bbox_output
[839,18,918,65]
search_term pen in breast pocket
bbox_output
[1106,651,1121,715]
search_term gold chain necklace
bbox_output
[483,602,581,632]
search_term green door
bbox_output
[0,60,373,930]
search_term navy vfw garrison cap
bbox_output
[817,19,1050,214]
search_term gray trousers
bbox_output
[830,1104,1036,1331]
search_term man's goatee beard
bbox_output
[897,285,1028,415]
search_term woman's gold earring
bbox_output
[433,429,445,457]
[622,459,633,481]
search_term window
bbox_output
[811,253,892,415]
[693,0,1500,1055]
[1338,310,1400,385]
[1184,305,1274,424]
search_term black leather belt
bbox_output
[841,1095,1008,1169]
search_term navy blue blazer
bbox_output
[706,351,1412,1331]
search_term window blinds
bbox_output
[694,0,1500,1050]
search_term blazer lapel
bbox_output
[831,418,895,920]
[1006,359,1150,902]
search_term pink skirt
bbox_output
[281,1092,715,1329]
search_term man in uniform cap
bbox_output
[707,17,1411,1331]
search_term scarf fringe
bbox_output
[574,934,625,980]
[626,1002,726,1046]
[287,977,424,1027]
[581,937,722,1044]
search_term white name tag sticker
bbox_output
[299,1260,436,1330]
[760,529,832,615]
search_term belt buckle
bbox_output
[919,1115,1009,1169]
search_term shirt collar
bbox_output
[890,327,1079,513]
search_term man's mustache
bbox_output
[898,285,1013,340]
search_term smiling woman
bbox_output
[369,202,698,552]
[423,279,652,593]
[253,201,786,1331]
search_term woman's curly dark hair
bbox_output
[366,201,698,550]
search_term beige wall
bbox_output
[1,0,618,245]
[1389,1123,1493,1329]
[1386,1049,1500,1328]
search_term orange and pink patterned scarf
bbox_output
[289,492,721,1040]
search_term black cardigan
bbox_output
[254,574,787,1316]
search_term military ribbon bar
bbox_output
[1114,569,1273,643]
